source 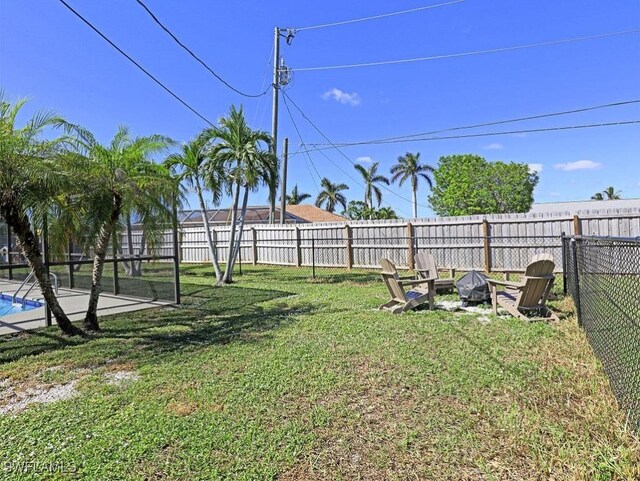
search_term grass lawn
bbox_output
[0,264,638,480]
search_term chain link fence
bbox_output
[0,219,180,314]
[562,235,640,432]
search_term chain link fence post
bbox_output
[571,237,582,327]
[561,232,567,295]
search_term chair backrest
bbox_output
[517,255,555,307]
[415,251,438,280]
[380,258,407,302]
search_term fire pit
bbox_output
[456,270,491,307]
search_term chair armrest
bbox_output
[486,279,524,289]
[398,278,433,286]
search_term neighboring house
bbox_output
[178,205,346,227]
[528,198,640,215]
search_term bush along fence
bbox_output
[562,235,640,433]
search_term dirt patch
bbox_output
[0,380,78,415]
[104,370,140,386]
[164,400,199,417]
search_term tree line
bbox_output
[296,153,539,220]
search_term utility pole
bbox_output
[280,137,289,224]
[269,27,281,224]
[270,27,293,224]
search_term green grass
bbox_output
[0,264,638,480]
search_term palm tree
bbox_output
[203,105,273,284]
[165,136,225,281]
[354,162,390,208]
[591,187,622,200]
[69,126,174,331]
[286,185,311,205]
[0,93,82,336]
[315,178,349,213]
[602,186,622,200]
[390,152,434,218]
[376,207,398,219]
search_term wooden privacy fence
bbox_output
[126,209,640,274]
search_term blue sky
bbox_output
[1,0,639,218]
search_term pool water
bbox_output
[0,294,43,318]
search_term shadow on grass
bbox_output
[0,284,301,365]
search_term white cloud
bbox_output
[483,142,504,150]
[553,160,602,171]
[322,88,361,106]
[356,156,373,163]
[528,163,543,174]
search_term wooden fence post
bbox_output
[295,226,302,267]
[573,214,582,236]
[406,222,415,270]
[482,219,491,273]
[251,228,258,265]
[344,225,353,270]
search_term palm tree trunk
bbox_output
[228,185,249,275]
[222,180,241,284]
[268,188,275,225]
[195,179,223,281]
[412,187,418,219]
[132,233,145,277]
[84,197,121,331]
[121,213,133,276]
[1,204,82,336]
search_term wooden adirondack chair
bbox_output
[379,258,436,314]
[414,251,456,292]
[487,253,559,321]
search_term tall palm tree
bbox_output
[354,162,390,208]
[203,105,273,284]
[315,178,349,213]
[69,126,174,331]
[390,152,434,219]
[0,93,82,336]
[165,136,225,282]
[286,185,311,205]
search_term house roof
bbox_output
[178,204,345,225]
[529,198,640,214]
[285,204,346,223]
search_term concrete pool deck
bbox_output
[0,279,172,336]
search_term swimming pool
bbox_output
[0,294,43,318]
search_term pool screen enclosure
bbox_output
[0,213,181,326]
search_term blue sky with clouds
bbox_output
[2,0,639,218]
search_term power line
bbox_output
[58,0,214,126]
[251,44,275,126]
[301,99,640,149]
[293,0,464,32]
[292,29,640,71]
[280,94,322,194]
[296,120,640,154]
[134,0,270,98]
[281,90,430,213]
